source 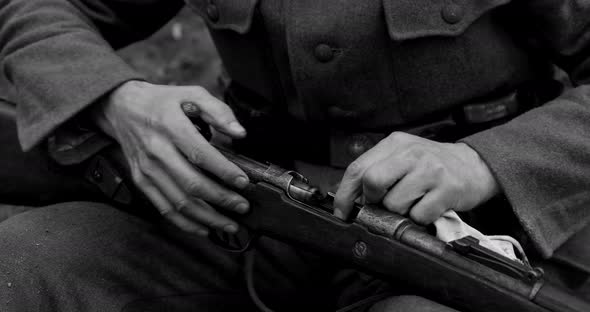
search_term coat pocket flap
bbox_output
[185,0,259,34]
[383,0,511,40]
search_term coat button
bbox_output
[314,44,335,63]
[347,135,375,159]
[441,3,464,24]
[207,4,220,22]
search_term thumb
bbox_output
[181,86,246,139]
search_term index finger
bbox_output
[167,111,250,190]
[333,140,397,219]
[333,132,419,219]
[180,87,247,139]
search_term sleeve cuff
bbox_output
[460,90,590,257]
[11,40,144,151]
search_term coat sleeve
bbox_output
[0,0,184,151]
[460,0,590,258]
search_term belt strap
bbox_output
[329,90,523,168]
[228,81,561,169]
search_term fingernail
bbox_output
[229,121,246,134]
[235,202,249,214]
[234,176,249,189]
[224,224,238,233]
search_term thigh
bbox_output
[368,296,460,312]
[0,202,253,312]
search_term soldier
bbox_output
[0,0,589,311]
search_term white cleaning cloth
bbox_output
[434,210,526,262]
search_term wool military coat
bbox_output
[1,0,590,270]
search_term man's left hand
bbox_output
[333,132,500,224]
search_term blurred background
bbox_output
[118,8,225,98]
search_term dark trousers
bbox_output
[0,202,458,312]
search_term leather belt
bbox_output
[227,80,562,169]
[329,90,528,168]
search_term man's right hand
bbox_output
[90,80,250,236]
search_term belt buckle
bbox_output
[462,91,519,124]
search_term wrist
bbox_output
[89,80,147,138]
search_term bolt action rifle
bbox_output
[205,147,589,312]
[0,100,586,312]
[83,141,590,312]
[0,98,590,312]
[80,110,590,312]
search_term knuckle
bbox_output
[384,195,410,215]
[429,162,447,181]
[173,198,190,211]
[199,185,230,206]
[346,161,365,180]
[216,193,236,208]
[175,223,194,233]
[205,218,223,229]
[137,155,155,175]
[214,167,236,184]
[388,131,403,141]
[144,114,165,131]
[387,131,410,143]
[143,136,162,160]
[406,144,426,160]
[362,168,382,192]
[131,168,146,187]
[187,146,205,166]
[430,160,446,173]
[159,206,174,216]
[184,180,203,196]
